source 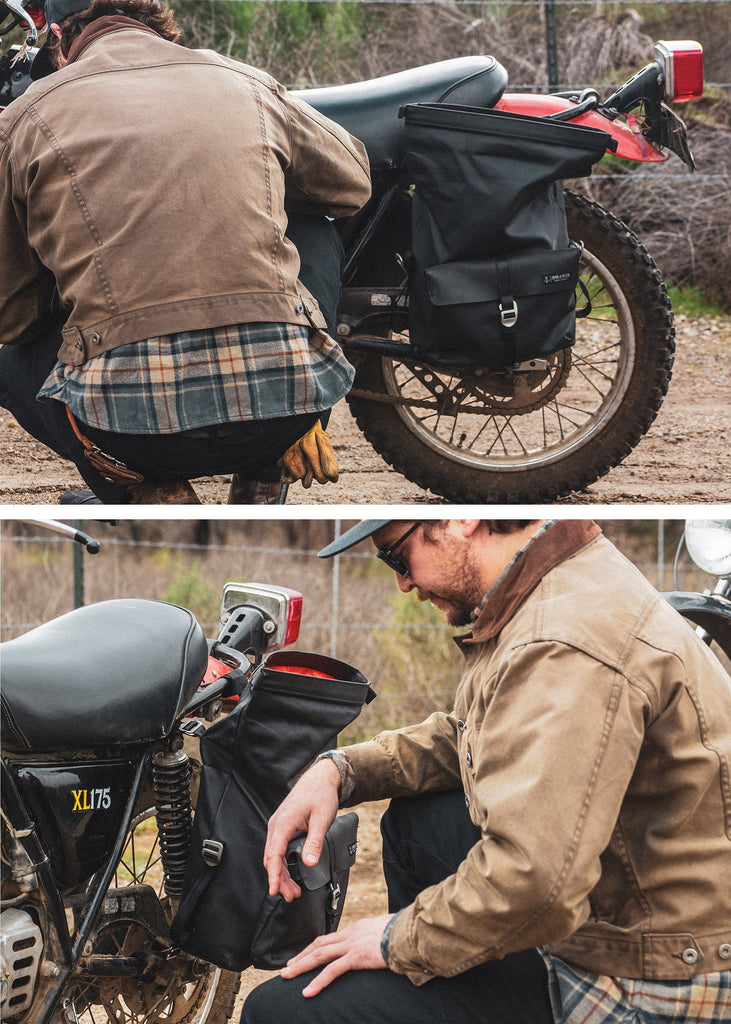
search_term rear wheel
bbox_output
[346,191,674,503]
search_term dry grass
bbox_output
[2,519,721,735]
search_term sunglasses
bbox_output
[376,522,422,578]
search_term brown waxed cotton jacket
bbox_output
[0,20,371,365]
[345,521,731,985]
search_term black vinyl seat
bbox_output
[292,55,508,169]
[0,600,209,753]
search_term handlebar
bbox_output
[23,519,101,553]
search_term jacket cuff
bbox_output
[386,906,438,986]
[343,740,396,805]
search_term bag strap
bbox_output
[172,671,265,946]
[496,258,517,366]
[323,830,342,928]
[171,853,219,946]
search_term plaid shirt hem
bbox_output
[38,322,355,434]
[540,950,731,1024]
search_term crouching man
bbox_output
[0,0,370,503]
[245,520,731,1024]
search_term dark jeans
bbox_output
[0,214,343,501]
[241,791,554,1024]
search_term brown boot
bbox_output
[227,475,285,504]
[127,479,201,504]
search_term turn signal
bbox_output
[655,41,704,104]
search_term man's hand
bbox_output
[280,914,394,996]
[263,757,341,902]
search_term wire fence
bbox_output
[2,519,725,732]
[202,0,729,6]
[0,520,713,637]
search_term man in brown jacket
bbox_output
[245,519,731,1024]
[0,0,370,503]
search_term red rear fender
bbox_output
[495,93,668,163]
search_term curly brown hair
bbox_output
[47,0,180,64]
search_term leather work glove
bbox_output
[279,419,340,488]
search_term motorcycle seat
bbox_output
[292,55,508,169]
[0,599,209,753]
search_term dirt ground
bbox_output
[232,801,390,1015]
[0,314,729,506]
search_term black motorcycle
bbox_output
[1,523,347,1024]
[291,42,703,503]
[664,518,731,658]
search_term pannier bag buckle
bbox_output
[499,300,519,328]
[201,839,224,867]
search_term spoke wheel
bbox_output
[347,191,674,503]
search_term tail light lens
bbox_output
[655,41,704,103]
[282,591,303,647]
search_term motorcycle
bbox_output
[0,520,349,1024]
[664,518,731,658]
[301,45,703,503]
[0,3,704,502]
[2,517,730,1024]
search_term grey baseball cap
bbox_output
[318,520,394,558]
[31,1,97,79]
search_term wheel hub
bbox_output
[457,350,572,415]
[72,920,209,1024]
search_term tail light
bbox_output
[655,41,704,103]
[219,582,303,651]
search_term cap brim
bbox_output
[318,520,394,558]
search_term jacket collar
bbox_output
[457,519,602,646]
[67,16,160,66]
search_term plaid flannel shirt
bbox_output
[542,953,731,1024]
[38,322,355,433]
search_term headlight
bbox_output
[685,520,731,578]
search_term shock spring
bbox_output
[152,749,193,900]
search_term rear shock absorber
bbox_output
[152,749,193,901]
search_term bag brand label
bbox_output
[543,272,572,285]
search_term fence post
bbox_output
[72,519,85,608]
[544,0,559,90]
[331,519,341,659]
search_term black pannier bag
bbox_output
[171,651,375,972]
[401,103,613,370]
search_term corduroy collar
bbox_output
[456,519,602,646]
[67,16,160,66]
